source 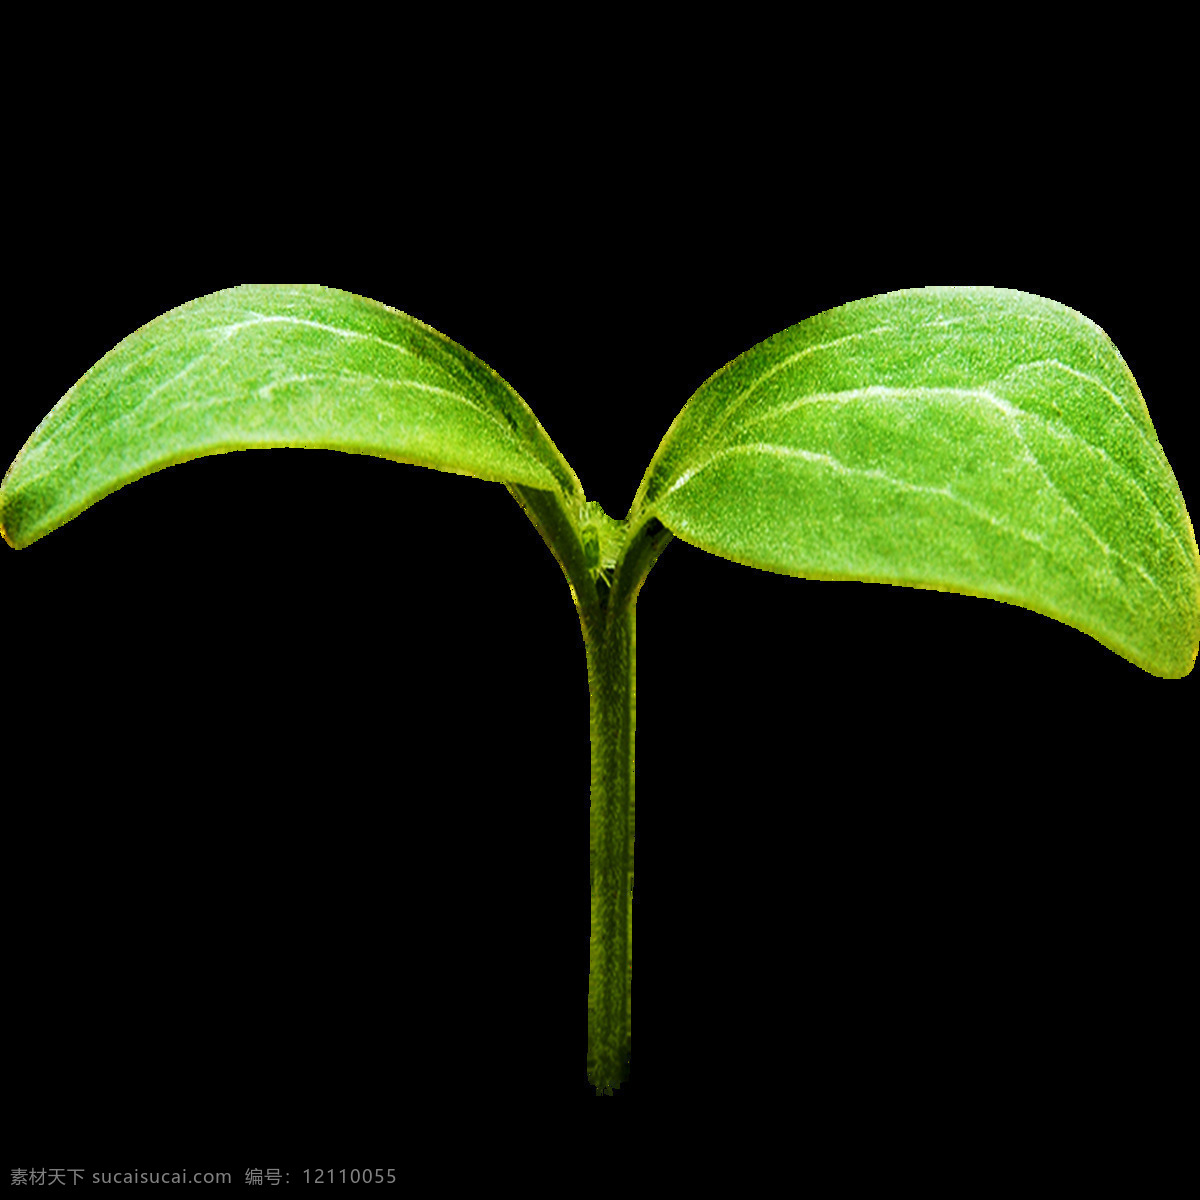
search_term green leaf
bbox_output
[631,287,1200,678]
[0,284,582,549]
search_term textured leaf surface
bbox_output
[1,284,581,549]
[632,287,1200,677]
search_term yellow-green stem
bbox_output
[586,597,635,1093]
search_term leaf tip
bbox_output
[0,497,17,550]
[1180,636,1200,679]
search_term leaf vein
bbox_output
[663,439,1168,602]
[724,383,1191,571]
[217,312,416,358]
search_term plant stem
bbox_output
[508,487,670,1094]
[586,595,635,1094]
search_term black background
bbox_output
[5,74,1194,1143]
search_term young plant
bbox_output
[2,284,1196,1095]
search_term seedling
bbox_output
[3,284,1196,1095]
